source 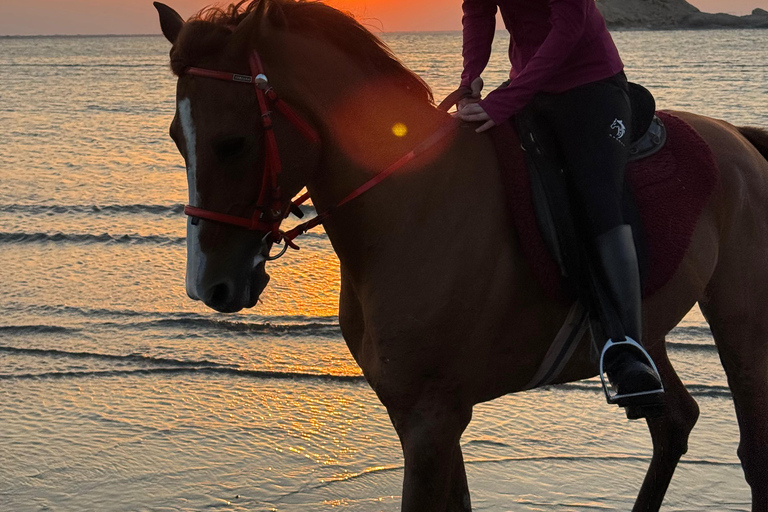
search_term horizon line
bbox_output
[0,30,468,38]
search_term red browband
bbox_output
[185,64,319,145]
[183,50,456,253]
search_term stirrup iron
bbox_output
[599,337,664,405]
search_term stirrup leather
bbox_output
[599,337,664,405]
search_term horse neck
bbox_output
[265,33,509,272]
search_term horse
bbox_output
[154,1,768,510]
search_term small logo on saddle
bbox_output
[611,119,626,140]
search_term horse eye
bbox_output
[213,137,247,161]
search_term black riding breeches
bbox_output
[529,73,632,239]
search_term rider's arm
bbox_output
[478,0,589,125]
[460,0,497,89]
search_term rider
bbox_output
[456,0,664,415]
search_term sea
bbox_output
[0,29,766,511]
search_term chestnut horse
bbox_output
[155,1,768,510]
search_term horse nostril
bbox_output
[208,282,232,306]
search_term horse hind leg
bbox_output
[700,294,768,511]
[697,196,768,511]
[632,337,700,512]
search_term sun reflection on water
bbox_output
[0,31,760,511]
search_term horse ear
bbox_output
[232,0,287,42]
[154,2,185,45]
[265,1,288,29]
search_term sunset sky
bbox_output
[0,0,767,35]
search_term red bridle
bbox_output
[182,50,456,256]
[183,51,319,248]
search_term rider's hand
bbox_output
[457,77,484,110]
[456,77,495,133]
[458,103,496,133]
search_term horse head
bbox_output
[157,0,438,313]
[155,0,323,312]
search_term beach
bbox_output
[0,29,766,510]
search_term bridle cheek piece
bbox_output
[183,51,319,257]
[182,50,456,260]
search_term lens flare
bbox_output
[391,122,408,137]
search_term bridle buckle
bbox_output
[261,232,291,261]
[254,73,269,89]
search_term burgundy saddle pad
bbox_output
[493,111,719,300]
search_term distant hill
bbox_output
[596,0,768,29]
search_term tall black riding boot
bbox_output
[595,225,664,414]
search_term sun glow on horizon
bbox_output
[0,0,766,35]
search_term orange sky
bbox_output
[0,0,766,35]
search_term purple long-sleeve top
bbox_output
[461,0,624,125]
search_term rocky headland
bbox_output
[596,0,768,29]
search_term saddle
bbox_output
[442,85,719,393]
[514,82,665,299]
[488,113,717,310]
[506,86,715,407]
[441,84,718,301]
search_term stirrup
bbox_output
[599,337,664,406]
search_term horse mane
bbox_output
[176,0,433,104]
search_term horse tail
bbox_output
[739,126,768,162]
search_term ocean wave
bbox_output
[669,325,714,339]
[547,382,732,399]
[0,62,159,68]
[0,232,185,245]
[684,384,733,399]
[0,306,340,336]
[463,454,739,468]
[0,204,185,215]
[0,203,316,216]
[0,342,732,396]
[0,367,365,383]
[463,439,512,449]
[0,229,326,245]
[133,317,341,336]
[3,303,174,318]
[320,455,740,487]
[2,302,338,324]
[0,345,224,368]
[666,341,717,352]
[0,325,79,335]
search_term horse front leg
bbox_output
[633,338,699,512]
[446,445,472,512]
[388,399,473,512]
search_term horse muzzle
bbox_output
[195,260,270,313]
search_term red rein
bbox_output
[183,50,455,252]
